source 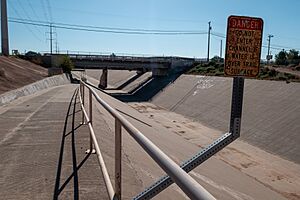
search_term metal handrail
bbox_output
[78,89,116,199]
[78,79,216,200]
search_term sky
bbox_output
[4,0,300,59]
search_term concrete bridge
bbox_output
[49,53,195,89]
[69,54,171,74]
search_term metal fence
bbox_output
[78,80,216,200]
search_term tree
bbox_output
[25,51,41,57]
[287,49,299,64]
[275,49,288,65]
[211,55,224,63]
[60,55,73,73]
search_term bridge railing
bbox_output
[68,54,171,63]
[78,79,216,200]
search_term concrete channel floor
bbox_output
[0,84,109,200]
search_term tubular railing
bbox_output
[78,80,216,200]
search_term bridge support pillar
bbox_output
[98,68,108,89]
[152,68,168,76]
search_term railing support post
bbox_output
[115,118,122,200]
[89,89,93,151]
[81,82,85,124]
[80,82,83,123]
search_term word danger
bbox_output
[229,17,262,30]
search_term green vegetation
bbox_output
[275,49,300,65]
[188,60,224,76]
[257,67,299,82]
[14,51,44,66]
[60,55,73,73]
[187,55,300,82]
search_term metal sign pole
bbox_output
[229,77,244,138]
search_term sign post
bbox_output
[225,15,263,136]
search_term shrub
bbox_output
[206,66,215,73]
[215,71,224,76]
[276,73,287,81]
[268,69,277,77]
[208,61,216,66]
[284,73,295,79]
[60,55,73,73]
[259,74,269,79]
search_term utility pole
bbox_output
[267,34,274,65]
[49,23,53,54]
[207,21,212,62]
[220,39,223,59]
[1,0,9,56]
[55,41,58,54]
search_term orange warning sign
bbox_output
[225,16,263,77]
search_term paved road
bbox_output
[0,84,108,199]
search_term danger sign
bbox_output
[225,16,263,77]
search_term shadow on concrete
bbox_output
[107,72,144,90]
[73,66,193,102]
[53,89,90,200]
[110,71,183,102]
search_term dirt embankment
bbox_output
[0,56,48,95]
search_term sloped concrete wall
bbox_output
[0,74,71,106]
[152,75,300,163]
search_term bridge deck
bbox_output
[0,85,109,199]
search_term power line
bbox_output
[9,3,43,42]
[269,44,300,50]
[210,32,300,51]
[27,1,41,22]
[45,0,53,22]
[16,0,44,35]
[9,18,208,35]
[41,0,49,22]
[8,17,300,51]
[10,17,204,33]
[211,32,225,38]
[15,3,210,25]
